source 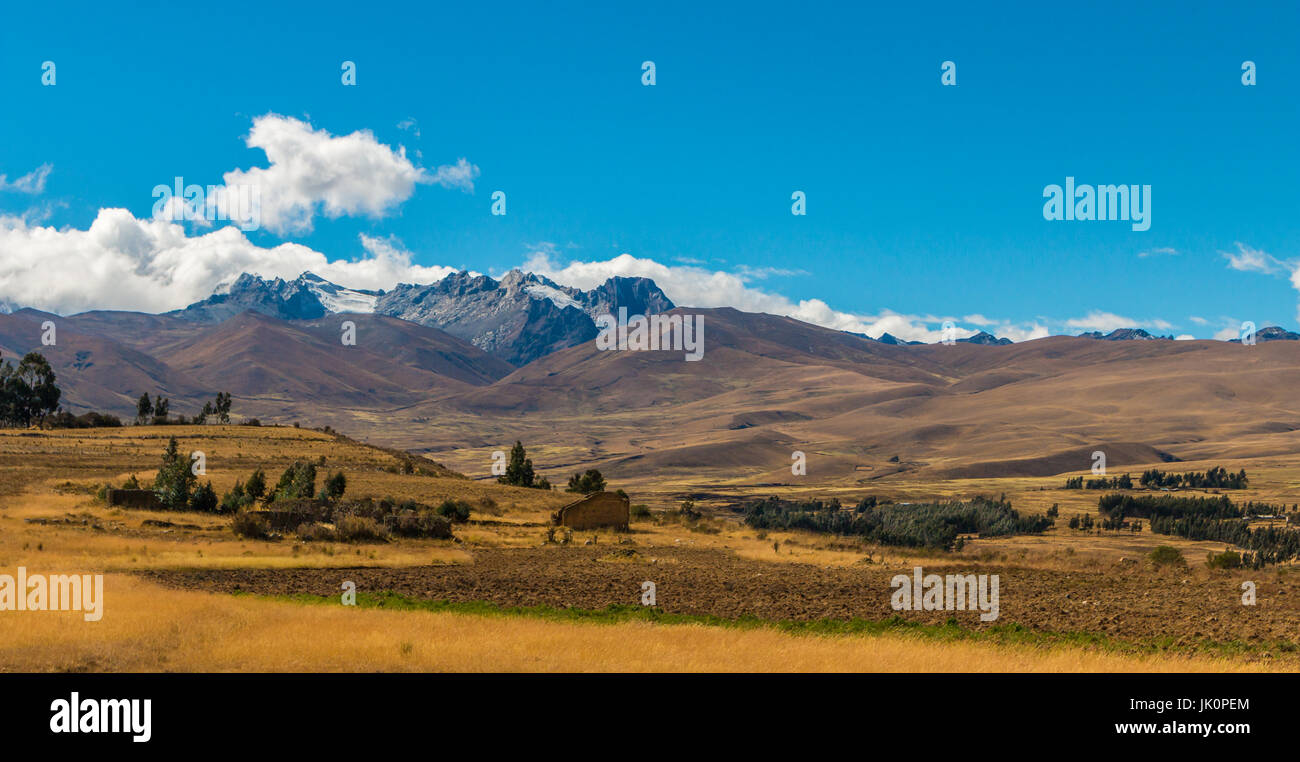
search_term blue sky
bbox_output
[1,0,1298,341]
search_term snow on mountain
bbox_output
[523,282,582,311]
[299,272,379,314]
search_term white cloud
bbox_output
[1065,310,1172,334]
[1137,247,1177,258]
[396,118,421,138]
[208,114,476,235]
[1223,242,1280,274]
[521,248,1046,343]
[426,157,479,192]
[0,209,449,315]
[0,164,52,194]
[1217,242,1300,325]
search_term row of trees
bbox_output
[1063,467,1250,491]
[0,352,61,427]
[1064,473,1134,490]
[1149,514,1300,568]
[743,494,1053,551]
[135,392,232,425]
[496,442,614,495]
[1139,466,1249,489]
[148,440,349,515]
[1096,493,1283,522]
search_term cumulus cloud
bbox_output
[0,209,449,315]
[203,114,476,234]
[0,164,52,194]
[520,247,1047,344]
[1065,310,1173,334]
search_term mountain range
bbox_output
[4,270,1300,490]
[174,270,676,366]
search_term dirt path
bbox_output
[138,546,1300,650]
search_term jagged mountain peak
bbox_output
[956,330,1013,346]
[1078,328,1172,341]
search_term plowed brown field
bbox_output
[139,546,1300,651]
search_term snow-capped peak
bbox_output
[523,282,581,310]
[297,272,379,314]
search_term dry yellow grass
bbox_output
[3,425,1296,672]
[0,575,1272,673]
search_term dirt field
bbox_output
[138,545,1300,657]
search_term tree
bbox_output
[498,441,536,488]
[566,469,607,494]
[245,469,267,501]
[196,401,213,425]
[214,392,232,425]
[274,461,317,500]
[135,393,153,425]
[0,352,61,427]
[191,481,218,513]
[220,481,249,513]
[153,437,195,511]
[323,471,347,500]
[152,396,170,425]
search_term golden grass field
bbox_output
[1,424,1297,672]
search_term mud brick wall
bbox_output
[554,492,629,530]
[104,488,163,510]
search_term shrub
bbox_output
[231,511,271,540]
[296,522,337,542]
[335,515,389,543]
[630,504,651,520]
[1206,549,1243,570]
[435,499,472,523]
[387,510,453,539]
[1148,545,1186,567]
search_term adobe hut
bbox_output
[552,491,629,531]
[104,488,163,510]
